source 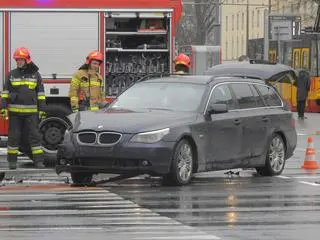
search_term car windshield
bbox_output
[109,82,206,112]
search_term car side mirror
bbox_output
[207,103,228,115]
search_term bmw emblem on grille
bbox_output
[98,125,103,129]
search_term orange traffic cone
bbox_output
[302,137,319,170]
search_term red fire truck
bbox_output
[0,0,182,165]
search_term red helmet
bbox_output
[13,47,32,63]
[85,50,103,64]
[174,53,191,68]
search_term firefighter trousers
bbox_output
[7,114,44,164]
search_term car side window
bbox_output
[209,84,237,110]
[229,83,258,109]
[255,84,282,107]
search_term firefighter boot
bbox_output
[34,161,45,169]
[31,146,46,169]
[8,161,17,170]
[7,146,19,170]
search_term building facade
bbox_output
[272,0,317,29]
[221,0,269,61]
[221,0,317,61]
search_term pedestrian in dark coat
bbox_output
[295,69,310,119]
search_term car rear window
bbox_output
[255,85,282,107]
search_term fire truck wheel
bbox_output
[40,104,72,167]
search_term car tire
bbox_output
[40,104,72,167]
[256,133,286,176]
[162,139,194,186]
[71,172,93,185]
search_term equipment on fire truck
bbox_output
[105,15,171,96]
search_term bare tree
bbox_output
[176,0,218,47]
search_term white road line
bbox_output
[0,188,222,240]
[0,227,104,231]
[105,221,182,225]
[276,175,320,186]
[276,175,291,179]
[135,235,221,240]
[1,180,65,184]
[299,181,320,186]
[77,204,141,208]
[98,216,178,221]
[134,236,220,240]
[290,176,320,179]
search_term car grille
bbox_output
[77,131,122,145]
[98,132,122,144]
[78,132,97,144]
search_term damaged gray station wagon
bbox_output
[56,75,297,186]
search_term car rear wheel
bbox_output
[256,133,286,176]
[71,172,93,185]
[162,139,194,186]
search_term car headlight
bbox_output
[130,128,170,143]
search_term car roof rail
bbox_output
[211,74,265,82]
[249,59,277,65]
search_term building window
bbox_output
[232,15,234,30]
[232,37,234,59]
[237,36,239,57]
[242,13,244,30]
[257,10,260,27]
[252,11,254,28]
[291,4,294,13]
[241,35,244,54]
[226,16,228,31]
[226,41,228,59]
[304,2,307,11]
[237,13,239,30]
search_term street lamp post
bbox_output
[246,0,272,58]
[246,0,249,56]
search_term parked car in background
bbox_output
[56,75,297,186]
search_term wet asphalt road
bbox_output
[0,113,320,240]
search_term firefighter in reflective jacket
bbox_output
[0,47,46,169]
[174,53,191,74]
[69,51,106,112]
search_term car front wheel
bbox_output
[163,139,194,186]
[256,133,286,176]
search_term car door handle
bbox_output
[262,117,269,122]
[234,119,241,125]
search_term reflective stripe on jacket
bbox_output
[68,68,105,111]
[1,63,46,114]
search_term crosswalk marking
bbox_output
[276,175,320,187]
[0,186,221,240]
